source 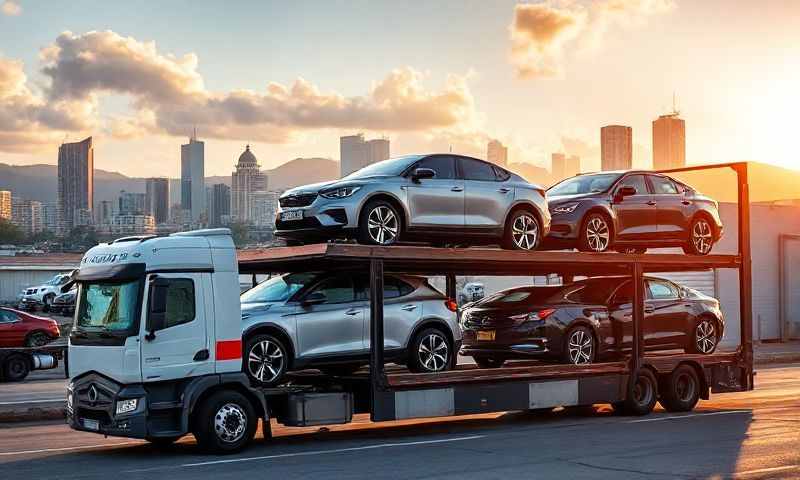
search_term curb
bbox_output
[0,402,65,423]
[755,353,800,366]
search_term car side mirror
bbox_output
[146,278,169,340]
[615,185,637,201]
[411,168,436,183]
[302,291,327,306]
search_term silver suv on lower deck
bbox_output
[240,271,461,386]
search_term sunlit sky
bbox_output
[0,0,798,177]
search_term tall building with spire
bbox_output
[58,136,94,232]
[652,111,685,170]
[181,129,205,222]
[231,145,267,223]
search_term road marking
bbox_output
[0,399,64,405]
[180,435,485,468]
[734,465,800,477]
[0,441,143,456]
[627,410,750,423]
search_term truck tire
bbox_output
[614,369,657,416]
[658,365,701,412]
[3,355,30,382]
[193,390,257,454]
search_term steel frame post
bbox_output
[369,258,386,398]
[629,262,645,390]
[735,163,754,388]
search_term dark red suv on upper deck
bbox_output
[0,307,60,347]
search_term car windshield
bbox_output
[241,272,317,303]
[342,155,422,179]
[45,275,68,286]
[76,280,140,331]
[476,287,561,306]
[548,173,622,196]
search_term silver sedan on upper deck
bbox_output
[275,154,550,250]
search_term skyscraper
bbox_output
[551,153,566,181]
[118,190,147,215]
[97,200,114,225]
[209,183,231,227]
[231,145,267,223]
[340,134,390,177]
[566,155,581,178]
[145,178,170,224]
[652,113,685,170]
[181,132,205,222]
[58,136,93,232]
[11,198,43,236]
[487,140,508,167]
[0,191,10,220]
[600,125,632,171]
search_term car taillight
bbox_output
[445,299,458,312]
[532,308,556,321]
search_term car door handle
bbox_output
[451,186,464,192]
[344,309,360,316]
[647,201,657,206]
[498,187,511,194]
[401,304,417,311]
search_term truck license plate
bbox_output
[82,418,99,431]
[280,210,303,221]
[477,330,495,341]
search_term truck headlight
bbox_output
[552,203,579,214]
[115,398,139,415]
[320,185,361,199]
[67,391,73,412]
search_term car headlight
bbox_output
[115,398,139,415]
[320,186,361,199]
[552,203,580,214]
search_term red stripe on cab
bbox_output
[216,339,242,361]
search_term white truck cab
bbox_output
[67,229,265,452]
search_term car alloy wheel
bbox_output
[214,403,248,444]
[367,205,399,245]
[26,331,51,347]
[692,218,713,254]
[585,216,611,252]
[511,213,539,250]
[247,339,285,384]
[567,328,594,365]
[418,332,449,372]
[695,319,717,354]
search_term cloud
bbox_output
[510,0,675,78]
[1,0,21,16]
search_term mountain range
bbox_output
[0,157,340,206]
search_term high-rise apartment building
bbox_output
[119,190,147,215]
[181,132,205,221]
[231,145,267,223]
[209,183,231,227]
[551,153,580,181]
[11,198,43,236]
[0,191,10,220]
[42,203,59,232]
[340,134,390,177]
[652,113,685,170]
[145,178,170,224]
[600,125,632,171]
[250,191,280,227]
[487,140,508,167]
[58,136,94,232]
[97,200,114,225]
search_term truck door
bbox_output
[140,273,211,382]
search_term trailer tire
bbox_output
[3,354,30,382]
[193,390,257,454]
[616,369,658,416]
[658,365,701,412]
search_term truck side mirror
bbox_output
[146,278,169,340]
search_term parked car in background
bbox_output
[240,271,461,386]
[50,288,77,316]
[0,307,61,348]
[18,272,74,312]
[545,171,723,254]
[460,276,724,367]
[275,154,550,250]
[459,282,485,305]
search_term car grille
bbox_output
[279,193,317,208]
[275,216,323,231]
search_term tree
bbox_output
[229,222,249,247]
[0,218,24,244]
[64,225,99,250]
[29,229,56,244]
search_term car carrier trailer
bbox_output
[66,162,753,453]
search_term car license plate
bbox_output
[82,418,99,431]
[280,210,303,221]
[477,330,495,341]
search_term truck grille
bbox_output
[279,193,317,208]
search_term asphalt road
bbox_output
[0,365,797,479]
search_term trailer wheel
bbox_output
[193,391,256,454]
[3,354,30,382]
[615,369,657,416]
[658,365,701,412]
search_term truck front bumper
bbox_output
[67,373,148,439]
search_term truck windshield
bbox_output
[241,273,317,303]
[76,280,140,331]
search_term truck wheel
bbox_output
[3,355,30,382]
[193,391,257,454]
[616,369,657,416]
[408,328,452,373]
[473,356,505,369]
[658,365,701,412]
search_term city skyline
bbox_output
[1,2,798,177]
